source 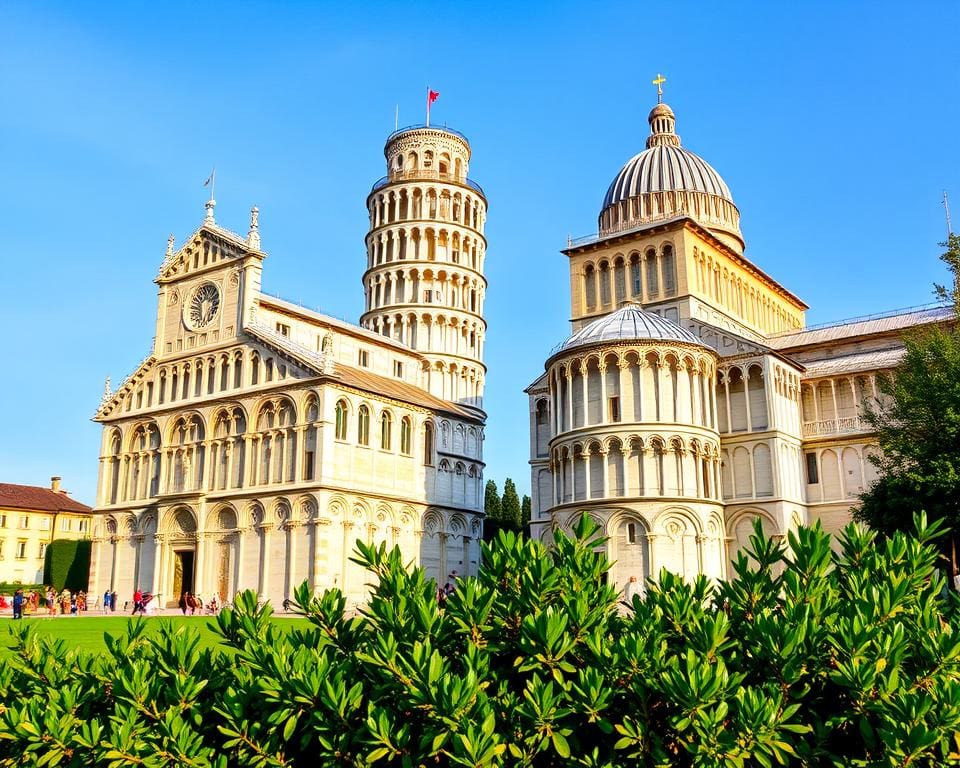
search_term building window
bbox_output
[609,396,621,422]
[381,411,393,450]
[60,518,71,532]
[627,522,637,544]
[599,262,611,305]
[424,421,435,465]
[400,417,412,455]
[0,540,4,558]
[662,245,676,296]
[78,519,89,533]
[39,517,49,530]
[39,542,46,559]
[358,405,370,446]
[0,514,6,527]
[805,452,819,484]
[423,291,433,303]
[358,349,370,368]
[335,400,348,441]
[276,322,290,337]
[18,516,28,529]
[394,361,404,378]
[16,540,27,559]
[584,265,596,309]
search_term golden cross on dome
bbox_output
[652,73,666,103]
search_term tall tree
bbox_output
[484,479,501,521]
[856,234,960,575]
[521,495,532,529]
[501,478,522,529]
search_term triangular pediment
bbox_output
[157,223,258,283]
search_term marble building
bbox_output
[89,125,488,608]
[526,95,951,592]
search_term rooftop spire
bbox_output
[247,205,261,250]
[204,198,216,224]
[166,234,175,258]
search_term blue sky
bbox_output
[1,2,958,505]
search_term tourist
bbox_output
[103,589,111,614]
[187,593,198,615]
[178,591,188,614]
[12,589,24,620]
[46,588,57,616]
[132,588,144,615]
[110,590,117,612]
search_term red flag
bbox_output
[428,89,440,106]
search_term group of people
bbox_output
[1,587,93,618]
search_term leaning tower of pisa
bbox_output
[360,125,488,410]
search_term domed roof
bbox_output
[598,101,742,250]
[554,304,710,357]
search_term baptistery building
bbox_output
[90,125,488,608]
[526,95,951,590]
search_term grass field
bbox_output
[0,615,313,658]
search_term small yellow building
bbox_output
[0,477,92,585]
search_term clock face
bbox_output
[188,283,220,329]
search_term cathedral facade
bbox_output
[526,98,951,592]
[89,126,488,608]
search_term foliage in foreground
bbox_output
[2,516,960,767]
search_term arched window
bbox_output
[662,245,676,296]
[584,265,596,310]
[630,254,641,296]
[645,249,659,297]
[380,411,393,450]
[358,405,370,446]
[400,417,412,455]
[599,262,611,305]
[335,400,348,441]
[424,421,435,465]
[614,259,626,303]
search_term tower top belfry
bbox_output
[360,124,488,411]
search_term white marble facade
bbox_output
[527,98,948,591]
[90,125,488,608]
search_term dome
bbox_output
[554,303,710,357]
[598,102,743,251]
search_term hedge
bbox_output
[1,514,959,766]
[41,539,90,592]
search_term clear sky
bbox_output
[1,2,958,506]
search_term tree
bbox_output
[484,478,501,521]
[501,478,522,529]
[521,494,532,529]
[856,234,960,574]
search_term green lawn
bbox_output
[1,615,312,658]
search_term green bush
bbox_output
[0,583,43,594]
[2,515,960,766]
[41,539,91,592]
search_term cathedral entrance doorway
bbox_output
[172,550,195,598]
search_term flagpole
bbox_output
[426,85,430,128]
[395,104,399,131]
[210,166,216,202]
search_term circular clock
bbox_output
[186,283,221,329]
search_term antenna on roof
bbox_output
[944,191,953,237]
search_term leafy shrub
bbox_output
[2,515,960,766]
[41,539,90,592]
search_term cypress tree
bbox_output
[501,478,522,529]
[484,479,501,521]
